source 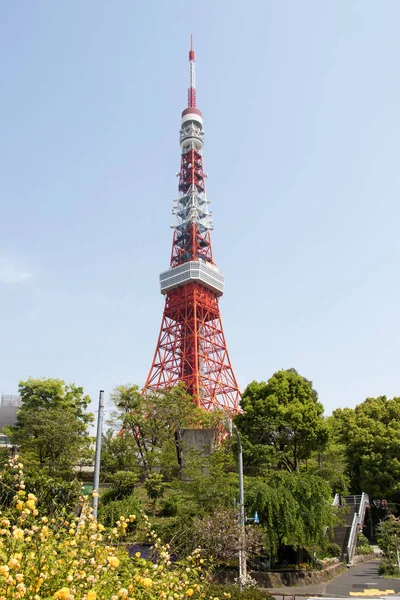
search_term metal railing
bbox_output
[346,492,369,563]
[343,494,363,505]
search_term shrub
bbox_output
[379,559,399,576]
[207,583,273,599]
[100,470,138,504]
[356,532,373,556]
[325,543,341,558]
[0,456,207,599]
[161,494,181,517]
[98,494,143,529]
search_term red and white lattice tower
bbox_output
[143,39,240,414]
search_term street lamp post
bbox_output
[232,424,247,587]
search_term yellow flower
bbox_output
[142,578,153,588]
[8,558,19,569]
[129,515,136,522]
[13,529,24,541]
[107,556,120,568]
[186,589,194,597]
[87,592,97,600]
[54,587,71,599]
[0,566,9,576]
[16,501,23,512]
[135,551,141,558]
[26,499,36,511]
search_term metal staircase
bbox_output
[332,494,370,563]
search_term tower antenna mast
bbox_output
[143,39,241,414]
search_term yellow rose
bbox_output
[107,556,120,568]
[129,515,136,522]
[87,592,97,600]
[186,589,194,597]
[26,499,36,511]
[135,551,141,558]
[0,565,9,576]
[7,558,19,569]
[54,587,71,599]
[16,501,23,512]
[12,529,24,541]
[142,578,153,588]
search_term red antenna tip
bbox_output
[189,34,194,61]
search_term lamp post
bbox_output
[92,390,104,519]
[232,424,246,587]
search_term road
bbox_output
[268,560,400,599]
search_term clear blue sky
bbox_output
[1,1,399,417]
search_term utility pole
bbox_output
[232,424,246,587]
[92,390,104,519]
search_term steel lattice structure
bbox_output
[143,38,240,414]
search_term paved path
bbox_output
[267,560,400,598]
[326,561,400,597]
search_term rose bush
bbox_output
[0,457,207,599]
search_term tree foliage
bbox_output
[246,472,336,559]
[308,417,349,495]
[100,429,139,477]
[191,508,262,563]
[235,369,328,473]
[109,383,224,476]
[10,378,93,476]
[377,515,400,565]
[332,396,400,498]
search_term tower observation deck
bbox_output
[143,39,241,414]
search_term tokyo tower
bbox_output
[143,39,241,414]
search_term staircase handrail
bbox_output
[346,492,369,564]
[343,494,363,505]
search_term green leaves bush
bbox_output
[98,494,142,529]
[325,543,341,558]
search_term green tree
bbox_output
[110,383,224,475]
[235,369,328,473]
[308,416,349,495]
[10,378,93,476]
[246,472,336,560]
[100,429,139,477]
[377,515,400,571]
[145,472,165,514]
[332,396,400,499]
